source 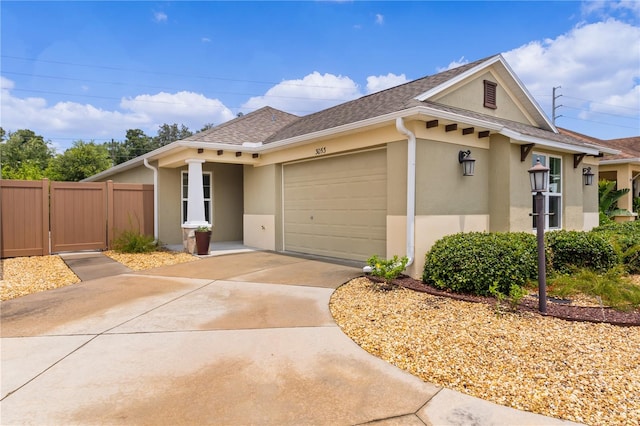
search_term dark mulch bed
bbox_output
[387,276,640,327]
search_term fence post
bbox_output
[42,178,50,255]
[107,180,114,250]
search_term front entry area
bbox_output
[283,148,387,261]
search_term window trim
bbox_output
[181,170,213,225]
[531,153,562,230]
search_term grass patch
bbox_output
[548,266,640,311]
[111,230,157,253]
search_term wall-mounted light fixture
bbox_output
[458,150,476,176]
[582,167,594,186]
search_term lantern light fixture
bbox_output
[582,167,594,186]
[458,150,476,176]
[528,158,550,193]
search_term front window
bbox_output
[181,171,212,224]
[532,153,562,230]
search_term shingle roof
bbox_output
[181,56,607,154]
[182,106,299,145]
[600,137,640,160]
[558,128,639,160]
[264,56,493,143]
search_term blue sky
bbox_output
[1,1,639,152]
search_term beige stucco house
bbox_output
[87,54,614,277]
[559,129,639,218]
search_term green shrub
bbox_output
[111,229,157,253]
[367,255,409,285]
[422,232,537,296]
[548,266,640,311]
[592,221,640,274]
[545,230,617,274]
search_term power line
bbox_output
[1,55,351,90]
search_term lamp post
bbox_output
[528,158,550,313]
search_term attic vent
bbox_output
[484,80,497,109]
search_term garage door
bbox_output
[283,149,387,261]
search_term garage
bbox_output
[283,148,387,261]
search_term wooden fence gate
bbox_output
[0,179,154,258]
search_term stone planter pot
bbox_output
[194,231,211,255]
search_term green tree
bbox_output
[154,123,192,146]
[0,129,53,179]
[199,123,215,132]
[46,140,111,181]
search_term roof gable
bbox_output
[415,55,555,132]
[183,106,299,145]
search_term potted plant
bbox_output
[194,225,212,255]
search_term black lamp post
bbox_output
[528,158,550,313]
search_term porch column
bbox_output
[183,159,208,227]
[181,159,208,254]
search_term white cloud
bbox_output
[581,0,640,22]
[153,11,167,23]
[241,72,361,115]
[201,37,211,43]
[437,56,469,72]
[503,19,640,131]
[366,73,408,94]
[0,79,234,151]
[375,14,384,25]
[121,91,235,130]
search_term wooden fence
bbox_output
[0,179,154,258]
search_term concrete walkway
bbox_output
[1,251,581,425]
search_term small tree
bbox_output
[599,180,631,223]
[46,140,111,181]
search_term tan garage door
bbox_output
[283,149,387,261]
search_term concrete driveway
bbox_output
[1,251,578,425]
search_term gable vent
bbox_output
[484,80,497,109]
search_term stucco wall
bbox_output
[158,167,182,245]
[210,163,243,242]
[434,72,533,125]
[415,139,489,216]
[243,164,280,250]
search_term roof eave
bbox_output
[499,129,601,156]
[600,158,640,165]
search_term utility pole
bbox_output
[552,86,563,126]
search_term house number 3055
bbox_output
[315,147,326,155]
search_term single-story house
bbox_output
[86,54,616,277]
[559,128,639,217]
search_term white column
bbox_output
[182,159,208,228]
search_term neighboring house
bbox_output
[86,54,614,278]
[559,128,639,216]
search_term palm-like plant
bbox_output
[599,180,631,222]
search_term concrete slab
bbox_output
[138,251,307,280]
[417,388,583,425]
[0,274,212,337]
[1,335,94,399]
[111,279,336,333]
[0,328,440,425]
[1,251,580,425]
[59,252,132,281]
[229,257,362,288]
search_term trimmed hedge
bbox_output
[545,230,617,274]
[422,232,537,296]
[422,229,627,297]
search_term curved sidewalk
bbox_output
[1,251,581,425]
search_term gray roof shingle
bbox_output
[182,106,299,145]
